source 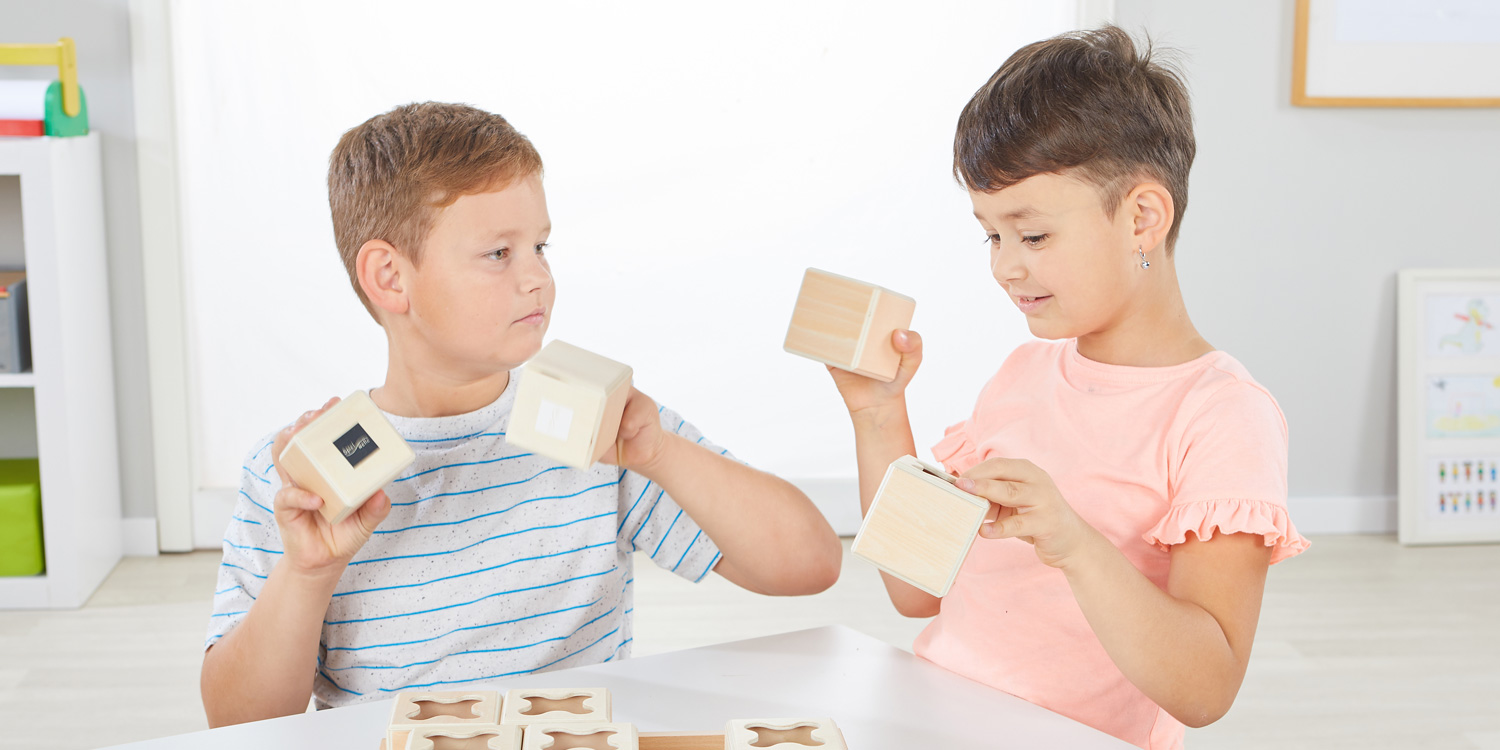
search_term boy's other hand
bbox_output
[607,386,668,471]
[270,397,393,577]
[828,328,923,416]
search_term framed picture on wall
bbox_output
[1293,0,1500,107]
[1397,269,1500,545]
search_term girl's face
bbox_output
[970,172,1145,341]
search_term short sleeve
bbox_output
[616,405,725,583]
[1143,383,1309,564]
[205,432,287,650]
[932,419,983,476]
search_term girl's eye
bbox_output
[1022,234,1049,247]
[984,233,1001,245]
[535,242,549,254]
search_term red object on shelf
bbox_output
[0,119,45,136]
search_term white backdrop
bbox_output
[170,1,1076,506]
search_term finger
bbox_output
[980,511,1033,541]
[955,476,1036,509]
[351,490,392,535]
[273,486,324,514]
[890,329,923,384]
[271,399,342,484]
[963,457,1046,484]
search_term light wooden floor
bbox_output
[0,536,1497,749]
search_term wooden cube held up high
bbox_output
[508,341,633,470]
[783,268,916,383]
[851,455,989,597]
[277,390,416,525]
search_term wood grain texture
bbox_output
[851,456,988,596]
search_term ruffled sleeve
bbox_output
[932,419,983,476]
[1143,498,1309,564]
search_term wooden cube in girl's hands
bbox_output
[521,722,638,750]
[851,455,989,597]
[501,687,611,725]
[388,690,504,748]
[783,267,916,383]
[725,718,847,750]
[509,341,632,470]
[277,390,415,525]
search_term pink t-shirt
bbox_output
[916,339,1308,750]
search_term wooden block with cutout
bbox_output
[851,455,988,597]
[783,268,915,383]
[522,722,638,750]
[724,718,847,750]
[278,390,416,525]
[389,691,504,748]
[406,724,522,750]
[501,687,612,725]
[509,341,632,470]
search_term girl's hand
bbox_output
[827,329,924,416]
[270,398,393,577]
[956,457,1103,570]
[608,386,668,470]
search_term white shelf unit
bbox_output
[0,133,122,609]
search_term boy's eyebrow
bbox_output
[486,224,552,242]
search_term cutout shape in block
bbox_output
[407,724,523,750]
[278,390,416,524]
[502,688,611,725]
[725,718,846,750]
[851,455,989,597]
[783,268,916,383]
[520,722,638,750]
[390,691,504,747]
[508,341,633,470]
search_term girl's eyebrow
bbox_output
[973,207,1043,222]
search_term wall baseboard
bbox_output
[121,517,159,556]
[186,482,1397,550]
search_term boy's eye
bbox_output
[489,248,509,260]
[1021,234,1049,247]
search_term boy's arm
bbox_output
[201,399,393,727]
[614,395,839,596]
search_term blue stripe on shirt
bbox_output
[651,508,685,559]
[325,606,619,672]
[323,568,616,625]
[394,452,533,483]
[390,466,570,507]
[333,542,614,598]
[375,480,620,534]
[326,600,601,652]
[672,529,703,572]
[376,627,620,691]
[351,511,612,565]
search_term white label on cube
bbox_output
[536,399,574,441]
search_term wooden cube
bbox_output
[501,687,611,725]
[278,390,416,525]
[509,341,633,470]
[724,718,846,750]
[851,455,989,597]
[521,722,638,750]
[406,724,522,750]
[783,268,916,383]
[390,691,504,748]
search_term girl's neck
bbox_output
[1075,261,1213,368]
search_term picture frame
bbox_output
[1397,269,1500,545]
[1293,0,1500,108]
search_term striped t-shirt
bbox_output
[206,373,725,708]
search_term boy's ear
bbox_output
[1124,181,1175,254]
[356,239,410,316]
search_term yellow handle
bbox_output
[0,38,80,117]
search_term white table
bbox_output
[105,626,1132,749]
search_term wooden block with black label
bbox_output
[509,341,632,470]
[783,268,915,383]
[277,390,416,525]
[851,455,989,597]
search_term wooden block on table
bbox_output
[724,718,847,750]
[851,455,989,597]
[407,724,523,750]
[502,687,611,725]
[390,691,504,747]
[509,341,632,470]
[636,731,725,750]
[278,390,416,525]
[521,722,638,750]
[783,268,915,383]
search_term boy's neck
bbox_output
[370,348,513,419]
[1075,257,1213,368]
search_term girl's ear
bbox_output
[1124,181,1175,254]
[357,239,410,317]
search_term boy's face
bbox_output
[403,174,554,376]
[970,172,1139,341]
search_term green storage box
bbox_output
[0,458,43,576]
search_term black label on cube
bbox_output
[334,424,379,468]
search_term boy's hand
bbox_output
[607,386,668,471]
[956,458,1104,570]
[270,397,393,577]
[827,329,923,416]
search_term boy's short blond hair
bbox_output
[328,102,543,317]
[954,26,1195,252]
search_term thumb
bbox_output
[353,490,393,535]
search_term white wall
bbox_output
[1113,0,1500,530]
[171,2,1078,523]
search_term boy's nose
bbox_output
[516,250,553,292]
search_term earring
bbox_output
[1137,247,1150,269]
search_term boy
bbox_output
[201,102,841,726]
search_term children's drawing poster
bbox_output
[1426,374,1500,439]
[1425,294,1499,357]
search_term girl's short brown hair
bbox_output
[954,26,1195,252]
[327,102,543,316]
